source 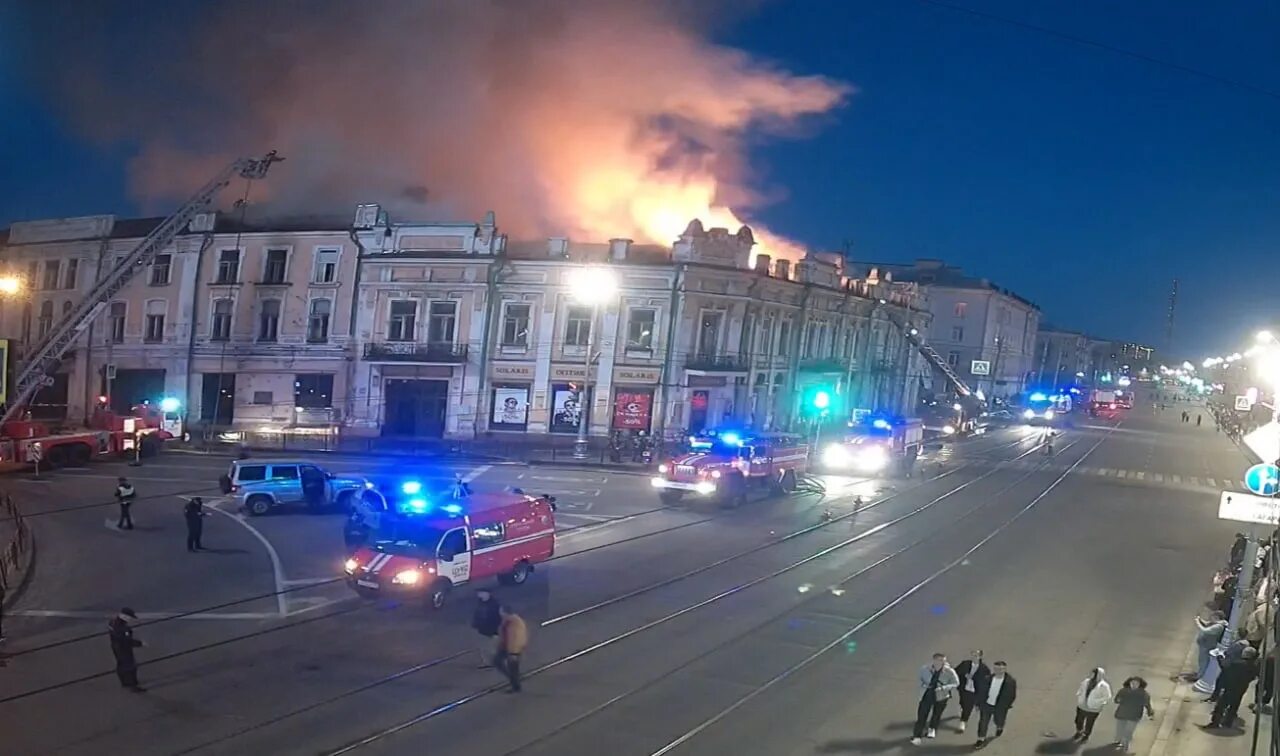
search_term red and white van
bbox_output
[343,485,555,609]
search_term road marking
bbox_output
[1152,473,1163,483]
[1207,477,1218,487]
[1099,468,1112,476]
[1135,471,1145,480]
[555,512,617,522]
[1116,470,1128,479]
[206,502,288,617]
[1172,475,1181,484]
[1188,476,1201,487]
[283,578,337,587]
[462,465,491,483]
[13,609,279,621]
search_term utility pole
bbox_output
[1166,278,1179,351]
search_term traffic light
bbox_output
[801,384,838,418]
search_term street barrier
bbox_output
[0,493,31,593]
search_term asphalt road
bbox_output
[0,396,1241,755]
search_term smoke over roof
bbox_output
[18,1,850,259]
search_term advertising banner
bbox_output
[490,385,530,430]
[550,383,592,434]
[612,389,654,430]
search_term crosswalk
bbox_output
[987,458,1240,494]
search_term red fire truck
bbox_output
[650,430,810,507]
[820,416,923,475]
[0,404,171,472]
[343,479,556,609]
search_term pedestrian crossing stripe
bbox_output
[970,459,1242,494]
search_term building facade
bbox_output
[0,208,928,441]
[1033,326,1092,387]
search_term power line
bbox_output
[913,0,1280,102]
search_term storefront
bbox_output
[488,362,534,432]
[548,364,592,435]
[611,366,661,433]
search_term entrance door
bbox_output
[437,527,472,584]
[300,464,327,510]
[383,379,449,437]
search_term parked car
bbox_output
[219,459,367,516]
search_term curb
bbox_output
[1147,641,1201,755]
[167,444,655,474]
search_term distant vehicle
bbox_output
[821,416,923,475]
[220,459,367,515]
[980,409,1018,426]
[1088,389,1122,417]
[1114,390,1134,409]
[650,430,809,507]
[1022,391,1070,425]
[343,481,556,609]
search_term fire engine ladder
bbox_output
[883,310,973,399]
[1,151,283,428]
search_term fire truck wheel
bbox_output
[779,470,798,494]
[499,560,532,586]
[427,580,451,610]
[659,491,684,506]
[246,495,273,517]
[335,490,355,514]
[720,474,747,509]
[139,434,161,458]
[70,443,92,467]
[45,445,67,469]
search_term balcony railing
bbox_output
[799,357,847,373]
[364,342,468,363]
[684,352,750,372]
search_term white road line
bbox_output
[1207,478,1218,487]
[1188,477,1202,487]
[206,503,288,617]
[1116,470,1128,479]
[1173,475,1182,484]
[1152,473,1163,483]
[1135,472,1145,480]
[282,578,337,587]
[555,512,618,522]
[1099,468,1112,476]
[14,609,279,621]
[462,465,491,483]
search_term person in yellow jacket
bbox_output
[495,604,528,693]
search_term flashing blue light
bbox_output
[872,418,892,430]
[1069,388,1081,395]
[442,503,463,515]
[719,432,743,447]
[401,481,423,495]
[405,497,430,513]
[1029,392,1048,402]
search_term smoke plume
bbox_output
[21,1,849,258]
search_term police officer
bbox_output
[115,477,136,530]
[184,497,207,552]
[108,607,145,691]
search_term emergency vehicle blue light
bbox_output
[872,418,892,430]
[442,503,463,515]
[720,432,744,447]
[405,497,429,513]
[1029,392,1047,402]
[401,481,423,495]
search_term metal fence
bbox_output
[0,494,31,592]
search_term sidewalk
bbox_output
[1150,645,1274,756]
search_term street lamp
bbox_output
[567,266,618,460]
[0,276,23,296]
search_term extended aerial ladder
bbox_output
[882,310,975,399]
[1,151,283,428]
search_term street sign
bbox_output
[1219,491,1280,526]
[1236,396,1253,411]
[971,360,991,376]
[1245,463,1280,496]
[1244,421,1280,465]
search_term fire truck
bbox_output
[0,152,281,472]
[1088,389,1122,418]
[343,478,556,609]
[821,416,923,475]
[650,430,810,507]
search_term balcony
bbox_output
[364,341,468,364]
[799,357,847,374]
[684,352,750,372]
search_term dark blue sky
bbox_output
[2,0,1278,358]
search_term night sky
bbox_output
[1,0,1277,358]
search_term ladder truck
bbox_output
[883,311,985,435]
[0,152,282,470]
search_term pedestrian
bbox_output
[973,660,1017,748]
[1251,648,1275,715]
[1197,414,1202,427]
[953,649,991,734]
[1230,534,1248,572]
[1073,667,1112,742]
[470,589,501,668]
[1112,676,1154,752]
[1193,611,1228,680]
[183,497,207,552]
[115,476,136,530]
[494,604,527,693]
[1245,599,1275,648]
[1208,646,1259,728]
[108,607,145,692]
[1208,632,1252,702]
[911,653,960,745]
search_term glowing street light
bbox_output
[566,266,619,459]
[0,276,23,296]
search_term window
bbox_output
[805,323,819,358]
[388,300,417,341]
[269,464,299,480]
[252,391,273,405]
[947,351,960,367]
[440,529,468,559]
[108,302,126,343]
[697,311,723,357]
[42,260,60,291]
[954,302,967,318]
[306,299,332,343]
[237,465,267,483]
[427,301,457,344]
[144,301,166,343]
[64,259,79,290]
[211,299,233,341]
[758,316,775,356]
[258,299,281,342]
[472,522,506,549]
[778,321,791,357]
[62,300,73,316]
[501,303,531,346]
[215,249,240,284]
[313,249,339,283]
[294,373,335,409]
[951,326,964,342]
[26,261,38,290]
[564,305,592,346]
[627,308,656,351]
[263,249,288,284]
[149,253,171,285]
[37,300,53,338]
